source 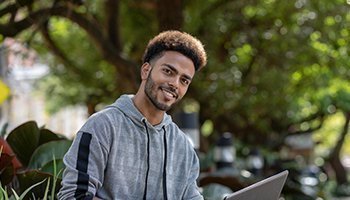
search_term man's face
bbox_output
[144,51,195,111]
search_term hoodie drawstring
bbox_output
[142,120,168,200]
[162,126,168,200]
[143,120,150,200]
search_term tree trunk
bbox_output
[328,111,350,185]
[87,101,97,116]
[156,0,183,31]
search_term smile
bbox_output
[162,88,178,99]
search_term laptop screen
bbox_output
[225,170,289,200]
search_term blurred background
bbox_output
[0,0,350,199]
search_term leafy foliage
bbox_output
[0,121,71,198]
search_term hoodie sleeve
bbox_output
[58,113,111,200]
[182,151,204,200]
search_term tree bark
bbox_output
[156,0,183,31]
[86,101,97,116]
[105,0,121,51]
[328,111,350,185]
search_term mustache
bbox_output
[161,85,178,98]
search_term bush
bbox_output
[0,121,71,199]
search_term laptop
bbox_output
[224,170,289,200]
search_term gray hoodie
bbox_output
[58,95,203,200]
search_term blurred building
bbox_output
[0,38,87,138]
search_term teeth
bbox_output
[163,90,175,98]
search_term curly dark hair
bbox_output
[142,30,207,71]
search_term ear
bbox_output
[140,62,152,80]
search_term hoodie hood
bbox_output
[109,94,172,130]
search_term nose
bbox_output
[168,76,180,89]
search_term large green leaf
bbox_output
[6,121,40,167]
[38,128,62,146]
[27,140,72,170]
[16,170,53,199]
[41,159,65,178]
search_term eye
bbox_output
[163,68,172,75]
[181,78,190,86]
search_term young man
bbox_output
[58,30,207,199]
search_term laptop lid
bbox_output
[224,170,289,200]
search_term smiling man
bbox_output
[58,30,207,200]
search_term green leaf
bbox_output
[6,121,40,167]
[43,178,50,200]
[336,89,350,111]
[40,159,65,177]
[0,184,9,199]
[51,158,58,198]
[38,129,62,146]
[27,140,71,170]
[16,170,52,198]
[18,179,46,200]
[10,188,19,200]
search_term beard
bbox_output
[144,71,178,111]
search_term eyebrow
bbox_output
[162,63,193,81]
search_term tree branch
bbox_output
[330,112,350,157]
[104,0,121,51]
[288,110,325,128]
[0,0,35,18]
[156,0,183,31]
[241,47,259,81]
[52,6,139,91]
[0,5,107,62]
[287,119,324,136]
[39,21,82,78]
[0,2,138,91]
[0,3,17,18]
